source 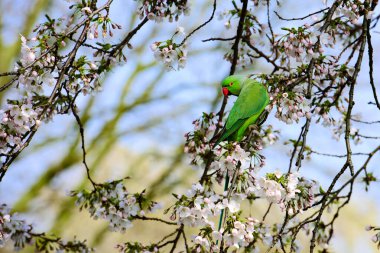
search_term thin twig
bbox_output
[274,8,328,21]
[310,150,369,158]
[202,36,236,42]
[179,0,217,46]
[351,118,380,124]
[132,215,177,225]
[169,225,184,253]
[366,19,380,110]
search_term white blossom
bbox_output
[73,182,158,233]
[269,90,311,124]
[0,204,32,250]
[151,42,187,71]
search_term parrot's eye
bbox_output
[229,82,233,86]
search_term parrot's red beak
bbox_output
[222,87,229,97]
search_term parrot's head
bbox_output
[221,75,246,97]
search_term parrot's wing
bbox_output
[225,80,269,130]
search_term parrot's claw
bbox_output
[248,124,259,132]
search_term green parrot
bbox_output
[214,75,270,234]
[214,75,270,147]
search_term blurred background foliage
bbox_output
[0,0,379,252]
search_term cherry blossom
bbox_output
[72,181,159,233]
[136,0,190,22]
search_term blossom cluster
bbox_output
[0,99,40,154]
[72,180,159,233]
[269,89,311,124]
[191,218,258,252]
[275,26,321,64]
[222,218,256,249]
[172,185,270,251]
[0,6,115,158]
[311,56,354,90]
[173,183,240,228]
[151,27,187,71]
[191,215,279,252]
[136,0,190,22]
[210,143,254,182]
[151,42,187,70]
[0,204,32,250]
[288,176,317,212]
[335,2,374,25]
[171,169,317,250]
[17,20,103,97]
[0,204,91,252]
[250,172,317,212]
[64,55,104,96]
[184,112,217,165]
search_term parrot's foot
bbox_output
[248,124,259,132]
[243,125,260,147]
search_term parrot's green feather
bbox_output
[214,78,269,146]
[225,79,268,129]
[214,119,245,146]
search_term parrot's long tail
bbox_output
[217,173,230,237]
